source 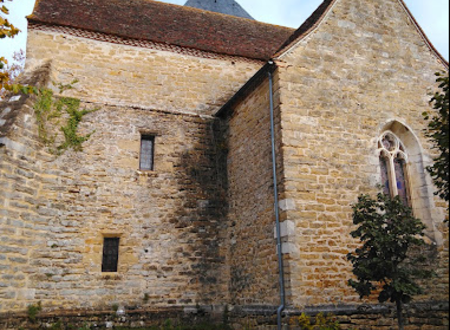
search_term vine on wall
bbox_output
[33,80,98,155]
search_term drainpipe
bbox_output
[268,62,286,330]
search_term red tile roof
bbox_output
[29,0,294,61]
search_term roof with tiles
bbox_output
[28,0,294,61]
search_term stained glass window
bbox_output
[395,156,409,206]
[102,237,120,272]
[140,135,155,171]
[379,156,391,196]
[378,131,410,206]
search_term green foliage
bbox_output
[423,71,449,217]
[297,313,342,330]
[33,80,97,154]
[34,88,57,145]
[57,97,92,152]
[347,194,434,329]
[76,322,92,330]
[0,1,36,95]
[26,301,42,323]
[0,0,20,39]
[347,194,433,303]
[49,320,64,330]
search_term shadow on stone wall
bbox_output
[169,117,229,305]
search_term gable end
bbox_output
[274,0,448,67]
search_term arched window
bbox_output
[378,131,410,206]
[376,121,443,245]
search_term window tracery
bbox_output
[378,131,410,206]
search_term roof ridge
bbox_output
[155,0,293,31]
[29,0,290,29]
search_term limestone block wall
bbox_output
[219,71,285,307]
[0,71,229,312]
[0,26,266,313]
[0,96,47,313]
[25,28,261,116]
[0,66,54,313]
[275,0,449,308]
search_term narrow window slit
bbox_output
[102,237,120,273]
[140,135,155,171]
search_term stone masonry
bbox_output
[274,0,449,308]
[0,0,449,328]
[1,62,231,312]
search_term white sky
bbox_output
[0,0,449,64]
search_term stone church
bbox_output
[0,0,448,328]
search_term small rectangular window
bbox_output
[140,135,155,171]
[102,237,120,272]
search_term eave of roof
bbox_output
[397,0,448,67]
[28,0,294,61]
[216,62,275,118]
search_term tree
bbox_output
[424,71,449,218]
[1,0,32,94]
[0,49,24,97]
[347,194,434,330]
[0,0,20,39]
[1,0,20,87]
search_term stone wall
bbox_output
[1,302,448,329]
[25,28,262,116]
[0,306,224,329]
[0,65,53,314]
[230,302,449,330]
[0,22,266,314]
[219,70,285,307]
[1,0,448,327]
[275,0,449,309]
[0,62,229,313]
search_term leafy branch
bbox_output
[0,0,34,94]
[423,71,449,218]
[347,193,435,330]
[33,80,98,155]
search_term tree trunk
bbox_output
[396,299,405,330]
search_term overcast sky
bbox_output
[1,0,449,64]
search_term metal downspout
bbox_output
[268,64,286,330]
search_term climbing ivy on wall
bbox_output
[33,80,97,155]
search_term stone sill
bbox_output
[100,273,122,280]
[137,170,158,177]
